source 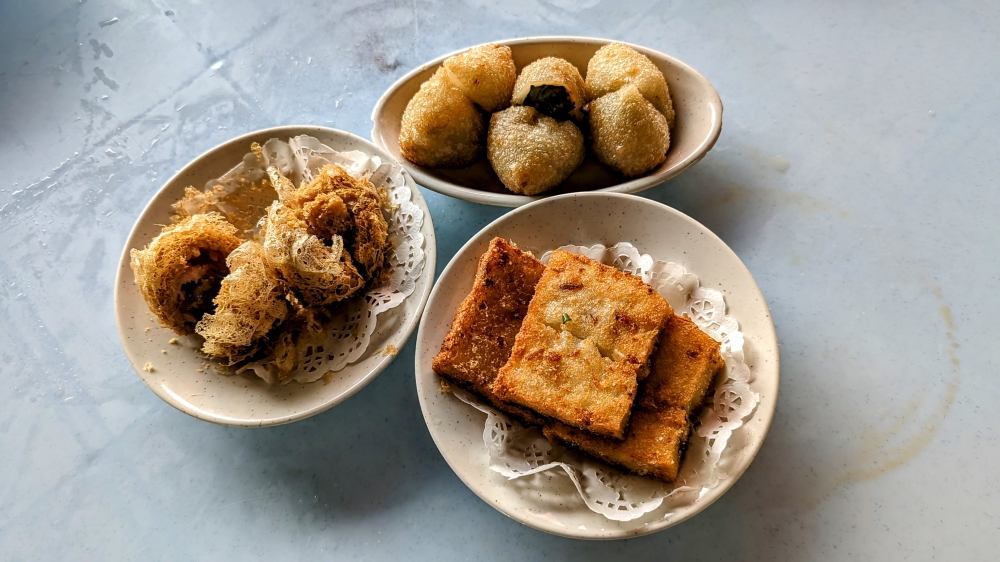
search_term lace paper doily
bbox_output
[198,135,425,384]
[452,243,757,522]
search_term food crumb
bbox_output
[382,344,399,357]
[190,392,203,397]
[439,379,453,394]
[161,349,167,354]
[144,327,151,333]
[196,368,204,373]
[168,338,179,345]
[322,372,334,383]
[143,362,154,372]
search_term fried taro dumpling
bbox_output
[130,213,243,335]
[196,240,290,364]
[487,106,585,196]
[260,202,365,308]
[399,67,487,168]
[442,43,517,113]
[589,84,670,178]
[288,165,391,283]
[585,42,675,129]
[511,57,588,121]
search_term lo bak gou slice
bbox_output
[431,237,547,424]
[492,250,672,439]
[544,315,725,483]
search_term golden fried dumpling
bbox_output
[585,42,675,128]
[196,241,290,364]
[589,85,670,177]
[442,43,517,113]
[130,213,243,335]
[487,106,585,195]
[399,67,487,168]
[296,165,390,282]
[511,57,588,121]
[260,202,365,308]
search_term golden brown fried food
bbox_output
[130,213,243,335]
[637,315,725,414]
[399,67,487,168]
[511,57,588,121]
[492,251,672,439]
[442,44,517,113]
[585,42,675,128]
[196,241,290,364]
[432,237,547,425]
[260,202,365,308]
[269,294,326,380]
[278,165,391,282]
[545,409,689,482]
[486,106,585,195]
[544,315,724,482]
[589,84,670,177]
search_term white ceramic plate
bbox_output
[371,36,723,207]
[414,193,777,539]
[115,126,436,427]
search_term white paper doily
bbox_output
[192,135,425,384]
[453,242,758,522]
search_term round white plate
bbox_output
[414,193,777,539]
[115,126,436,427]
[371,36,723,207]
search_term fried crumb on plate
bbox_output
[382,344,399,357]
[143,362,154,372]
[439,378,453,394]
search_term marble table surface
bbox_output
[2,0,997,559]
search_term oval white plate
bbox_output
[371,36,723,208]
[414,193,777,539]
[115,126,437,427]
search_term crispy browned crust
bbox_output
[544,408,689,482]
[492,250,671,439]
[283,164,391,283]
[638,315,725,413]
[432,238,547,425]
[442,43,517,113]
[487,106,585,196]
[399,67,487,168]
[589,84,670,178]
[585,42,675,129]
[196,240,290,364]
[543,314,724,483]
[130,213,243,335]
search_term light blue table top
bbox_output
[2,0,998,559]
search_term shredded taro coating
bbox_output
[260,201,365,308]
[196,241,290,364]
[270,164,392,289]
[130,212,243,335]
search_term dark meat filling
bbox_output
[178,250,231,325]
[523,85,575,121]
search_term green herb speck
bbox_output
[561,313,572,324]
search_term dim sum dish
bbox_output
[413,192,779,538]
[371,36,723,207]
[116,126,437,427]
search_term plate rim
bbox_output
[413,191,778,539]
[370,35,724,208]
[114,125,437,427]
